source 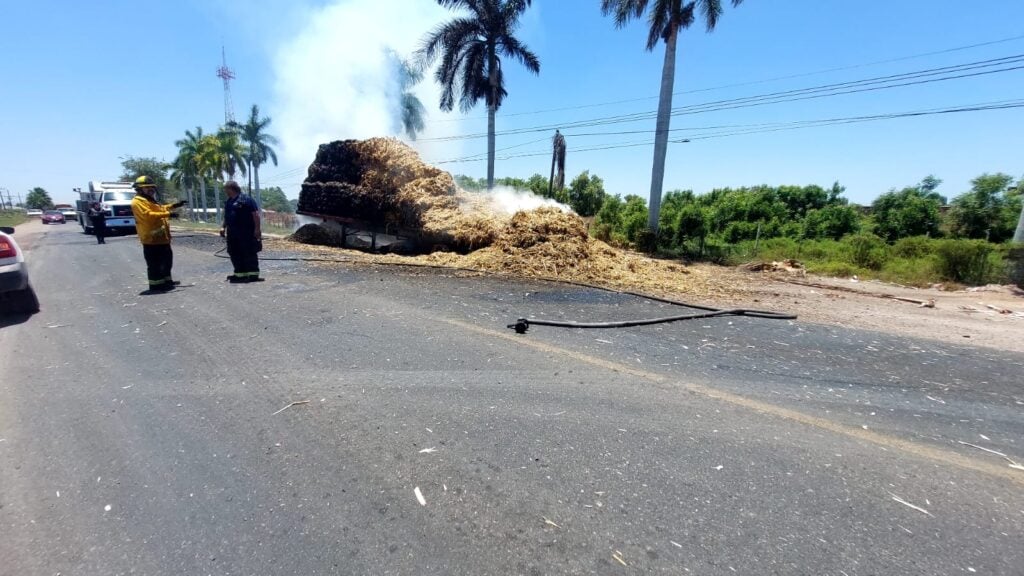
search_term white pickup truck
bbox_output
[77,181,137,234]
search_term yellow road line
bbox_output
[444,318,1024,486]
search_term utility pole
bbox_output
[0,187,9,210]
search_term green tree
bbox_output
[566,170,607,216]
[173,127,205,221]
[193,134,224,222]
[620,195,651,244]
[120,156,170,190]
[657,189,695,240]
[526,173,550,199]
[601,0,744,233]
[802,204,861,240]
[398,56,427,140]
[25,187,54,210]
[454,174,483,191]
[871,183,942,241]
[120,156,175,202]
[948,173,1017,241]
[674,202,708,252]
[228,104,279,219]
[216,128,248,184]
[419,0,540,190]
[259,186,293,213]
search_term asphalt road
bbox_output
[1,220,1022,576]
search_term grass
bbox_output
[0,210,29,228]
[663,234,1013,287]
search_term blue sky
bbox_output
[2,0,1023,206]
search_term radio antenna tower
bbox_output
[216,45,236,125]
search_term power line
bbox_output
[428,33,1024,123]
[419,53,1024,142]
[432,99,1024,164]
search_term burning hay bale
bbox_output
[290,138,732,298]
[297,138,500,252]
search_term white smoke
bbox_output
[475,186,573,215]
[270,0,466,168]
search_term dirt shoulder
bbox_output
[710,266,1024,353]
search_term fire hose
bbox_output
[506,306,796,334]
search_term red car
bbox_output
[41,210,66,224]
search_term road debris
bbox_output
[958,441,1024,469]
[414,486,426,506]
[271,400,310,416]
[542,517,560,529]
[670,541,683,548]
[925,396,945,404]
[612,551,628,567]
[156,321,167,327]
[104,504,112,512]
[418,447,437,454]
[889,493,932,516]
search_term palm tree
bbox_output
[216,127,248,183]
[601,0,744,233]
[195,134,223,223]
[398,58,428,140]
[229,105,278,217]
[173,127,205,221]
[419,0,540,190]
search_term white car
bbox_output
[0,226,40,315]
[25,209,42,217]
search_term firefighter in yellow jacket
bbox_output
[130,176,187,292]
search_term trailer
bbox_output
[77,181,137,234]
[295,210,428,253]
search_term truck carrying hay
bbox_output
[296,138,499,253]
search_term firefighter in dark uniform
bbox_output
[88,202,107,244]
[220,180,263,283]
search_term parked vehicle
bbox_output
[0,226,39,314]
[76,181,137,234]
[41,210,66,224]
[26,209,42,217]
[55,204,77,221]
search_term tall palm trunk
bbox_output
[247,159,254,195]
[187,184,196,222]
[648,28,678,233]
[487,45,497,191]
[215,182,223,224]
[254,164,263,225]
[200,179,208,222]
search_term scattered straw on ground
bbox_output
[273,209,743,301]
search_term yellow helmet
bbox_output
[133,175,157,189]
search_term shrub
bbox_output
[843,233,887,269]
[807,261,865,278]
[892,235,935,259]
[934,239,994,284]
[879,257,938,287]
[635,229,658,253]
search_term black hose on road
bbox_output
[506,307,796,334]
